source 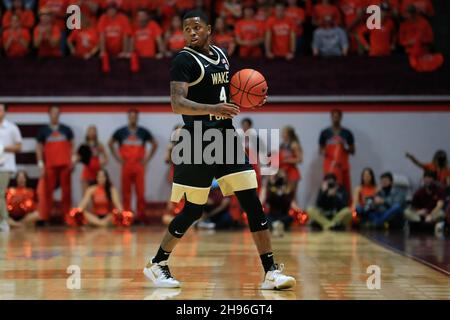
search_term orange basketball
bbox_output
[230,69,268,108]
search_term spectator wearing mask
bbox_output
[405,171,446,235]
[265,2,296,60]
[2,14,31,57]
[307,173,352,231]
[352,167,377,216]
[33,9,62,57]
[406,150,450,186]
[361,172,406,228]
[261,169,295,237]
[2,0,35,30]
[67,14,99,59]
[312,14,348,57]
[6,170,40,228]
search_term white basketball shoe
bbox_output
[143,260,181,288]
[261,264,296,290]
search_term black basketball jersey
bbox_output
[170,45,232,128]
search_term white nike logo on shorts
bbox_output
[175,231,184,235]
[261,221,268,226]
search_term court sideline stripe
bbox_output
[360,233,450,277]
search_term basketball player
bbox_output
[143,10,296,290]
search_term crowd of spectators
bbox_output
[0,0,440,62]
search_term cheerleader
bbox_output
[76,169,124,227]
[6,171,40,227]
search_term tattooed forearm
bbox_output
[170,81,213,115]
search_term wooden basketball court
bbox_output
[0,227,449,300]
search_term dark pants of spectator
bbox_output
[267,213,294,231]
[209,211,234,230]
[358,204,404,227]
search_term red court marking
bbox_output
[8,103,450,113]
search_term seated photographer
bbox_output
[404,170,445,233]
[196,180,234,230]
[261,169,295,237]
[6,170,40,228]
[307,173,352,231]
[359,172,406,228]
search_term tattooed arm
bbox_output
[170,81,240,118]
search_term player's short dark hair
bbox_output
[128,108,139,115]
[183,10,209,25]
[380,172,393,182]
[324,173,337,181]
[330,108,343,117]
[241,118,253,126]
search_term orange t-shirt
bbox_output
[2,28,31,57]
[213,32,234,53]
[401,0,434,17]
[68,27,100,57]
[133,21,163,57]
[167,29,186,52]
[285,6,306,36]
[2,9,35,29]
[339,0,364,28]
[33,24,62,57]
[358,185,377,206]
[313,3,342,25]
[266,17,295,57]
[235,18,264,42]
[423,163,450,185]
[358,18,395,56]
[98,13,132,56]
[399,16,433,55]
